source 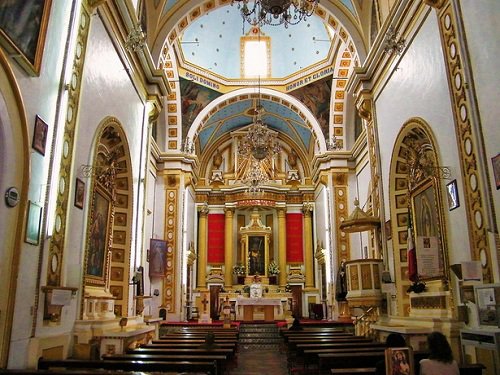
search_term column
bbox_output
[303,203,314,289]
[197,203,209,290]
[224,208,234,287]
[277,208,287,286]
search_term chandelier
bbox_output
[233,0,318,27]
[238,104,281,192]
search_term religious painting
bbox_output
[74,178,85,209]
[248,235,265,276]
[411,180,445,280]
[446,179,459,211]
[492,154,500,190]
[32,115,48,156]
[25,201,42,245]
[149,239,167,277]
[180,78,222,141]
[85,188,111,283]
[385,347,414,375]
[289,75,332,139]
[0,0,52,75]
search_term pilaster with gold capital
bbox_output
[224,208,234,286]
[197,203,209,290]
[277,208,287,286]
[302,203,314,289]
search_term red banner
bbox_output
[286,213,303,263]
[207,214,225,264]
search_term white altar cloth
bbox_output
[236,297,281,306]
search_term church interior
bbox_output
[0,0,499,373]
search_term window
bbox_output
[241,27,271,78]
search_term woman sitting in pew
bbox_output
[419,332,459,375]
[375,333,407,375]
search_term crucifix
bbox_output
[201,293,209,313]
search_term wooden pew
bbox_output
[104,353,229,374]
[145,342,237,349]
[153,338,237,344]
[128,347,236,361]
[38,358,218,374]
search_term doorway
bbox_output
[290,285,303,318]
[209,285,222,321]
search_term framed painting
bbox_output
[149,239,167,277]
[492,154,500,190]
[385,347,414,375]
[446,179,459,211]
[0,0,52,76]
[85,188,111,284]
[74,178,85,209]
[247,235,265,276]
[411,180,445,280]
[32,115,48,156]
[25,201,42,245]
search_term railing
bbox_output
[353,306,379,338]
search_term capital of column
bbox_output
[423,0,445,9]
[302,202,313,216]
[199,202,209,216]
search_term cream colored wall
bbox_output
[376,13,472,273]
[7,1,75,369]
[461,0,500,281]
[8,4,149,367]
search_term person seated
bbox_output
[419,331,459,375]
[289,315,303,331]
[375,333,407,375]
[199,332,219,350]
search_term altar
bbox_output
[236,296,284,321]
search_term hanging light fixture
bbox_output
[233,0,318,28]
[237,104,281,192]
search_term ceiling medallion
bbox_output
[233,0,318,28]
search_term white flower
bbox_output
[268,261,280,275]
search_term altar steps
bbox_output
[238,323,283,351]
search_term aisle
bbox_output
[230,347,288,375]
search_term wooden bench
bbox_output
[104,353,229,374]
[128,347,236,360]
[330,368,376,374]
[145,342,237,349]
[38,358,218,374]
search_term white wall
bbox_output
[375,12,471,268]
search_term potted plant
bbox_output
[268,260,280,285]
[233,264,246,284]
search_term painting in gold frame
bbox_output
[411,179,445,281]
[0,0,53,76]
[385,347,414,375]
[85,188,112,285]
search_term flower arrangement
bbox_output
[233,263,246,275]
[268,260,280,275]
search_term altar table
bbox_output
[236,297,282,321]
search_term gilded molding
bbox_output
[438,2,492,282]
[163,175,179,312]
[333,173,350,266]
[423,0,446,9]
[47,3,91,286]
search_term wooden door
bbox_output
[209,285,221,320]
[290,285,303,318]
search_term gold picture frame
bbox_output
[0,1,53,76]
[385,347,414,375]
[411,179,445,281]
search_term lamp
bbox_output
[233,0,318,28]
[383,26,405,56]
[339,198,380,233]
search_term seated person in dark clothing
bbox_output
[289,315,303,331]
[199,332,219,350]
[375,333,407,375]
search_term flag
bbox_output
[407,216,418,282]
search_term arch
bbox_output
[388,117,449,317]
[82,117,134,318]
[0,48,30,367]
[187,87,328,155]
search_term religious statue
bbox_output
[335,260,347,301]
[248,237,264,275]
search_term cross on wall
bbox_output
[201,293,209,313]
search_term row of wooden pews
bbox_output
[35,325,239,375]
[281,326,485,375]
